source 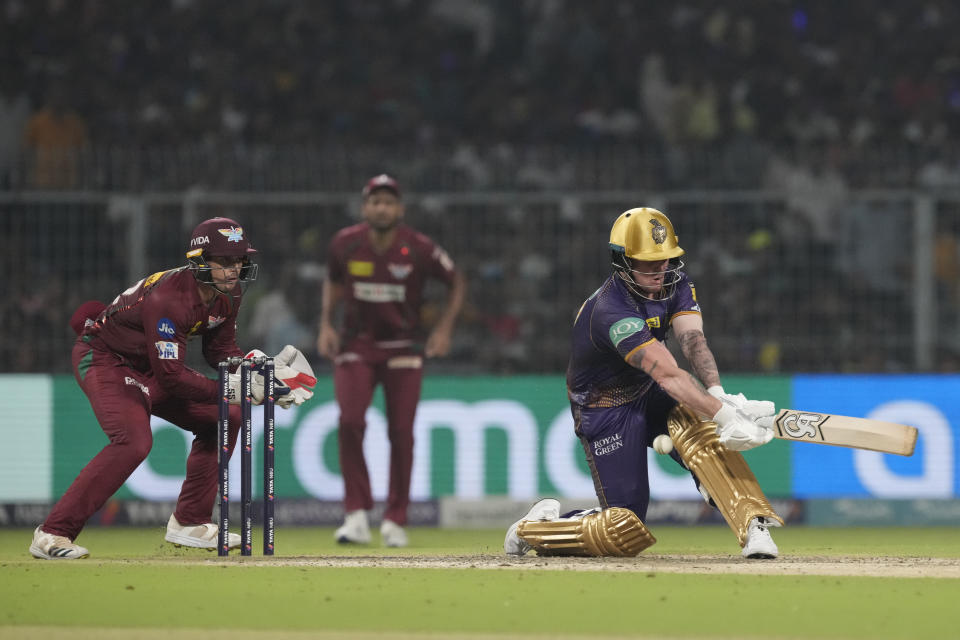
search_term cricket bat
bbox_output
[770,409,918,456]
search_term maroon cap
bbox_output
[362,174,401,198]
[186,217,257,259]
[69,300,106,335]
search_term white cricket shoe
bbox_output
[380,519,408,548]
[742,516,779,559]
[335,509,371,544]
[29,526,90,560]
[504,498,561,556]
[164,514,240,549]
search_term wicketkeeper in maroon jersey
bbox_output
[318,174,466,547]
[29,217,316,560]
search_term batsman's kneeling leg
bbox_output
[516,507,656,557]
[667,404,783,547]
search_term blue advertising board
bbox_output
[791,375,959,498]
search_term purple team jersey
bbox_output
[566,272,701,408]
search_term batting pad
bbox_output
[517,507,656,557]
[668,404,783,546]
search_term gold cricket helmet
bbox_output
[608,208,684,262]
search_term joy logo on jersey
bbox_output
[207,315,226,329]
[608,317,647,347]
[778,411,824,439]
[156,318,176,338]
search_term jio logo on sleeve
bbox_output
[157,318,176,338]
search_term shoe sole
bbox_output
[28,544,89,560]
[165,533,240,550]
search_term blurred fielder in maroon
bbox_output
[317,174,465,547]
[30,217,315,559]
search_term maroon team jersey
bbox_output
[83,267,244,401]
[327,223,456,350]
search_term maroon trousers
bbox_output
[335,351,423,525]
[43,341,240,541]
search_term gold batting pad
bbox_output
[667,404,784,546]
[516,507,656,557]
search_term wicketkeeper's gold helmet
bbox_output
[609,207,685,300]
[608,207,684,261]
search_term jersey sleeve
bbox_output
[140,294,218,402]
[591,303,657,362]
[668,275,702,321]
[419,234,457,285]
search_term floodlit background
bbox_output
[1,1,959,520]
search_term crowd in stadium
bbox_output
[4,0,960,189]
[4,0,960,374]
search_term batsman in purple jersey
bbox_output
[505,208,783,560]
[29,217,296,560]
[567,270,702,518]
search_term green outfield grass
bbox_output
[1,526,957,639]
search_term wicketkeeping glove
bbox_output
[271,345,318,391]
[245,346,317,408]
[226,372,267,406]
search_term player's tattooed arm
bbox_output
[626,340,722,418]
[687,372,705,391]
[626,340,679,377]
[627,348,656,376]
[677,329,721,389]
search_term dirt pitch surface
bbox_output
[179,554,960,578]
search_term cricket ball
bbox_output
[653,434,674,455]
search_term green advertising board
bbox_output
[31,374,792,502]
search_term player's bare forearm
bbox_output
[677,329,721,389]
[424,273,465,358]
[319,279,344,329]
[436,271,466,330]
[627,342,721,418]
[317,279,344,358]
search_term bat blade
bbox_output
[771,409,918,456]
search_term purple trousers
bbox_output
[572,385,679,520]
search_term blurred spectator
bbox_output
[247,263,324,357]
[22,83,88,188]
[4,0,960,376]
[574,88,642,142]
[0,67,30,188]
[763,146,849,256]
[0,1,958,190]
